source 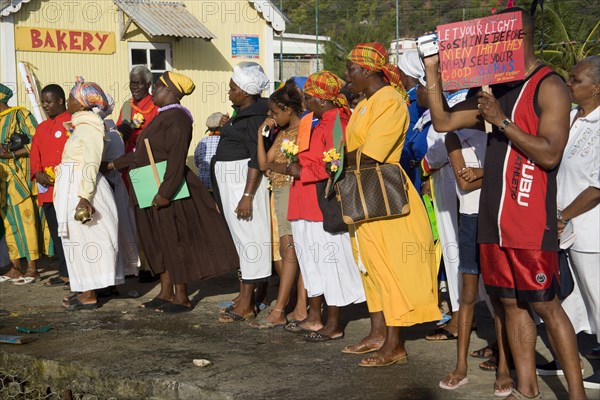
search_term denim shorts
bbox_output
[458,214,480,275]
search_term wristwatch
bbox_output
[557,209,570,224]
[498,118,512,132]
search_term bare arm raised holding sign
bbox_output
[423,6,586,400]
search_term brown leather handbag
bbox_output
[334,148,410,224]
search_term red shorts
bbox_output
[480,243,559,302]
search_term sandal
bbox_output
[586,347,600,360]
[471,345,497,359]
[139,298,170,310]
[439,376,468,390]
[494,378,514,397]
[283,321,315,334]
[341,341,383,354]
[303,331,344,342]
[248,310,286,329]
[155,302,192,314]
[65,298,97,311]
[480,355,498,372]
[13,276,39,285]
[425,327,458,341]
[218,308,256,323]
[505,388,542,400]
[358,352,408,367]
[44,277,67,287]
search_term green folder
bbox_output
[129,161,189,208]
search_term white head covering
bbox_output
[231,62,270,95]
[398,50,426,86]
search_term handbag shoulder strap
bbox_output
[143,138,161,187]
[356,147,362,170]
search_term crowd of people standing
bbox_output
[0,5,598,399]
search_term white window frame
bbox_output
[127,42,172,79]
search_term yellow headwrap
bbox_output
[0,84,14,103]
[159,72,195,100]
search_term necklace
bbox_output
[130,98,156,114]
[158,103,194,123]
[525,59,541,78]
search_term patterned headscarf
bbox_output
[347,42,408,100]
[159,71,195,100]
[304,71,350,111]
[0,84,13,103]
[71,77,109,112]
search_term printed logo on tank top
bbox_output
[509,154,535,207]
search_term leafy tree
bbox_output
[278,0,598,77]
[533,0,599,79]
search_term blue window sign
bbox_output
[231,34,260,59]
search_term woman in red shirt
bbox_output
[285,71,366,341]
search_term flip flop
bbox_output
[358,353,408,367]
[139,298,170,310]
[586,347,600,360]
[426,327,458,341]
[44,277,67,287]
[248,315,286,330]
[439,376,468,390]
[471,345,497,359]
[341,341,382,354]
[0,275,20,283]
[217,300,235,310]
[65,298,97,311]
[218,308,255,323]
[13,277,39,285]
[155,302,192,314]
[494,381,514,397]
[479,356,498,372]
[303,331,344,342]
[283,321,314,334]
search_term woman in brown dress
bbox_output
[109,71,238,313]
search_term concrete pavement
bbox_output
[0,259,597,400]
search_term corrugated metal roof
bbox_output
[247,0,288,33]
[114,0,216,39]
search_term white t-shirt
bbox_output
[455,129,487,215]
[557,106,600,252]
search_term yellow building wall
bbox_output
[12,0,273,159]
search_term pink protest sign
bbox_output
[437,11,525,90]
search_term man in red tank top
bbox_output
[423,7,586,400]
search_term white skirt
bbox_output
[214,159,271,280]
[291,220,366,307]
[54,164,121,292]
[432,165,461,312]
[561,250,600,342]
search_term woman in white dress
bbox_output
[55,77,120,311]
[540,56,600,389]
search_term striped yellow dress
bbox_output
[0,106,50,261]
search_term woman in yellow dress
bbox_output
[0,84,45,284]
[342,43,440,366]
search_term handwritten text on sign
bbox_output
[15,27,115,54]
[437,12,524,90]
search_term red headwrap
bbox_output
[347,42,408,101]
[304,71,350,112]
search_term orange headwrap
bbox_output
[304,71,350,111]
[347,42,408,101]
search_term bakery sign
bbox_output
[15,26,115,54]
